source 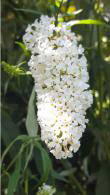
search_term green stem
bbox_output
[55,0,63,26]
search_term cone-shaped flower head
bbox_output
[23,15,93,159]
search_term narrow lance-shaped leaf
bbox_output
[67,19,110,28]
[15,41,30,56]
[26,87,38,136]
[7,156,22,195]
[23,143,34,171]
[14,8,42,15]
[34,142,52,186]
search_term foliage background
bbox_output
[1,0,110,194]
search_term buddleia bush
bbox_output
[1,0,110,195]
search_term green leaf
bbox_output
[68,19,110,28]
[26,87,38,137]
[2,61,30,77]
[5,143,29,172]
[34,142,52,185]
[2,61,25,77]
[60,168,75,177]
[15,41,30,56]
[1,134,31,163]
[62,9,83,16]
[23,143,34,171]
[14,8,41,15]
[51,170,68,183]
[96,163,110,195]
[7,156,22,195]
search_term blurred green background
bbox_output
[1,0,110,194]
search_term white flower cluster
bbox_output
[37,183,56,195]
[23,15,93,159]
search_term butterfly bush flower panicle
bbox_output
[37,183,56,195]
[23,15,93,159]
